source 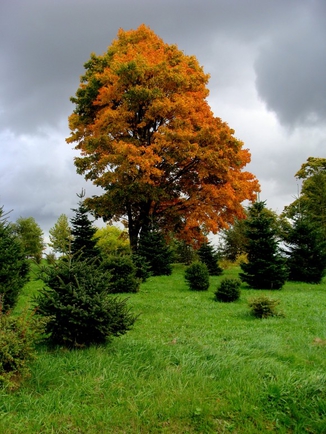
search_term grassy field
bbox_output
[1,264,326,433]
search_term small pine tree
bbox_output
[137,229,172,276]
[184,262,210,291]
[215,278,241,302]
[70,190,99,260]
[285,217,326,283]
[35,258,136,348]
[239,201,287,289]
[198,241,223,275]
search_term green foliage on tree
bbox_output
[283,157,326,239]
[100,255,139,293]
[168,238,196,265]
[35,258,136,348]
[12,217,44,262]
[70,190,99,260]
[198,241,222,275]
[221,209,287,263]
[284,217,326,283]
[184,262,209,291]
[137,229,172,276]
[0,207,29,311]
[220,217,248,262]
[48,214,72,256]
[94,225,131,258]
[239,201,288,290]
[130,253,151,282]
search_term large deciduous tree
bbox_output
[67,25,259,252]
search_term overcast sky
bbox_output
[1,0,325,244]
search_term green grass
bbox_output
[2,264,326,433]
[13,261,44,314]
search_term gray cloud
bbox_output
[0,129,92,232]
[0,0,307,133]
[255,0,326,126]
[0,0,325,240]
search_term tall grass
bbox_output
[1,263,326,433]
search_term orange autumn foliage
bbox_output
[67,25,260,251]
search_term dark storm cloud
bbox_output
[0,0,309,134]
[0,0,113,133]
[255,0,326,126]
[0,0,325,239]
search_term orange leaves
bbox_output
[113,142,162,183]
[67,25,260,250]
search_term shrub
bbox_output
[184,262,209,291]
[248,296,282,318]
[0,304,45,389]
[35,259,137,348]
[219,253,248,270]
[100,255,140,293]
[215,278,241,302]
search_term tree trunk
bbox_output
[127,200,153,253]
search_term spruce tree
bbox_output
[285,217,326,283]
[171,239,196,265]
[137,229,172,276]
[198,241,222,275]
[70,190,99,260]
[35,258,136,347]
[239,201,287,290]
